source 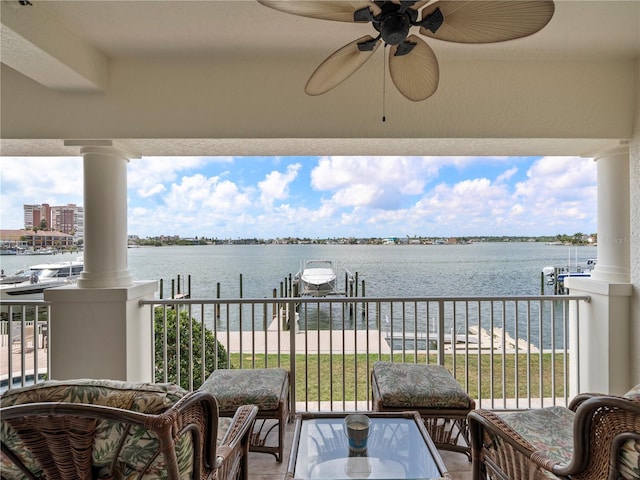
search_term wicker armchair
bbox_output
[468,384,640,480]
[0,379,258,480]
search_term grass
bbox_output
[228,352,569,402]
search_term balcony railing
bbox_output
[2,295,590,411]
[0,300,50,392]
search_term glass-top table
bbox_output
[286,412,450,480]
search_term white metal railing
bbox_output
[142,295,590,411]
[1,295,590,410]
[0,300,50,393]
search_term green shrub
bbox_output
[154,307,228,389]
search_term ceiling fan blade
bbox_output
[419,1,555,43]
[409,1,431,11]
[306,36,382,95]
[389,35,439,101]
[257,0,381,22]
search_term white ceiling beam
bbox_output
[0,1,109,92]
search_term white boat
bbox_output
[0,261,83,300]
[543,257,596,293]
[297,260,338,297]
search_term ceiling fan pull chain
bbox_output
[382,45,387,123]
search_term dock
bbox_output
[214,316,539,355]
[215,316,392,354]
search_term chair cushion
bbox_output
[1,378,188,411]
[619,385,640,480]
[200,368,288,412]
[620,437,640,480]
[372,362,473,409]
[1,379,194,480]
[497,406,575,467]
[623,384,640,401]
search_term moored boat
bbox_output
[297,259,338,297]
[543,258,596,294]
[0,261,83,300]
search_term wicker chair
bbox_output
[0,379,258,480]
[468,384,640,480]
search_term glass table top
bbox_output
[288,413,448,480]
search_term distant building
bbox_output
[23,204,52,230]
[23,203,84,240]
[0,229,75,250]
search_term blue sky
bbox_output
[0,155,596,238]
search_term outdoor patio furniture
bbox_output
[199,367,290,462]
[371,361,475,458]
[468,384,640,480]
[0,379,258,480]
[287,410,451,479]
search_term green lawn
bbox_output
[228,352,568,401]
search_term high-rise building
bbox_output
[23,204,51,229]
[23,203,84,240]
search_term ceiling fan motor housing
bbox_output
[373,2,418,45]
[380,15,410,44]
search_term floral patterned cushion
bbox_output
[199,368,288,412]
[0,379,194,480]
[624,384,640,401]
[620,385,640,480]
[217,416,232,444]
[620,438,640,480]
[372,362,473,409]
[497,406,575,467]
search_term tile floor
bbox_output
[247,419,473,479]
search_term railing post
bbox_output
[288,298,297,417]
[438,300,446,364]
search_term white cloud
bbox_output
[311,156,438,193]
[129,156,232,197]
[258,163,301,207]
[0,155,597,238]
[513,156,596,232]
[138,184,167,198]
[0,157,83,229]
[497,167,518,183]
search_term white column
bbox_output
[65,140,135,288]
[590,145,631,283]
[45,140,157,382]
[566,143,632,395]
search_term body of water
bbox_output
[0,243,595,349]
[1,242,596,299]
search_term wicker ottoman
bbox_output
[200,368,290,462]
[371,361,475,458]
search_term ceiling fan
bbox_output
[257,0,555,101]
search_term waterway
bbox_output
[0,242,596,349]
[1,242,596,298]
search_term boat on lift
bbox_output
[0,260,83,300]
[296,259,338,297]
[543,256,596,294]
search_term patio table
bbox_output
[286,411,450,479]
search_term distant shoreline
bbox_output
[127,234,596,247]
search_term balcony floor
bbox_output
[247,419,473,480]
